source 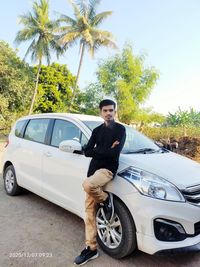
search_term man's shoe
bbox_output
[101,192,114,221]
[74,246,99,265]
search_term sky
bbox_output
[1,0,200,115]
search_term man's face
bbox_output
[100,105,116,122]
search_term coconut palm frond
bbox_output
[57,14,77,25]
[56,25,74,33]
[90,29,117,48]
[43,44,51,65]
[88,0,101,19]
[68,0,82,20]
[91,11,113,26]
[76,0,88,17]
[15,28,38,44]
[17,12,38,27]
[23,39,36,60]
[59,31,80,45]
[82,29,93,46]
[47,19,60,31]
[63,38,79,50]
[49,39,64,57]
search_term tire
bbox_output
[96,196,137,259]
[3,165,23,196]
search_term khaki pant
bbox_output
[82,168,113,250]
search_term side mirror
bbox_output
[59,140,82,153]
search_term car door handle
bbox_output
[44,151,52,157]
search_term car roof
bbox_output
[18,113,104,122]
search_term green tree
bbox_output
[58,0,116,110]
[79,83,105,115]
[15,0,61,115]
[0,41,34,132]
[133,108,166,130]
[96,44,159,123]
[34,63,76,113]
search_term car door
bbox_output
[42,118,90,217]
[17,118,50,194]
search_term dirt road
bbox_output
[0,146,200,267]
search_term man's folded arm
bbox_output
[94,127,126,159]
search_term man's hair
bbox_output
[99,99,116,110]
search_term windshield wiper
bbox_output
[125,148,160,154]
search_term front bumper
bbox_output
[155,242,200,255]
[123,192,200,254]
[136,231,200,255]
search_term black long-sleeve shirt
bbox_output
[84,121,126,177]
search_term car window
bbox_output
[80,132,88,147]
[51,120,82,147]
[82,120,103,131]
[24,119,50,144]
[122,125,158,153]
[15,120,27,138]
[82,120,158,153]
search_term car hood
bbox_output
[120,151,200,189]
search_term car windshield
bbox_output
[82,120,160,154]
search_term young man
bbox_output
[74,99,126,265]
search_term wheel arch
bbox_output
[112,193,137,231]
[3,161,13,177]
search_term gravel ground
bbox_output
[1,144,200,267]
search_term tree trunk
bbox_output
[69,43,85,112]
[29,59,42,115]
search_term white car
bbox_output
[2,113,200,258]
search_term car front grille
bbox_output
[182,184,200,206]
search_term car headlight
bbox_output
[118,167,185,202]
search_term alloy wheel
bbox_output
[5,169,15,193]
[96,207,122,249]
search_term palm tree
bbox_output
[15,0,61,114]
[58,0,117,110]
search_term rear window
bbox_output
[15,120,27,138]
[24,119,50,144]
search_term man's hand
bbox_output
[111,140,120,148]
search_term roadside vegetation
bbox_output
[142,109,200,163]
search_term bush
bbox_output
[142,126,200,140]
